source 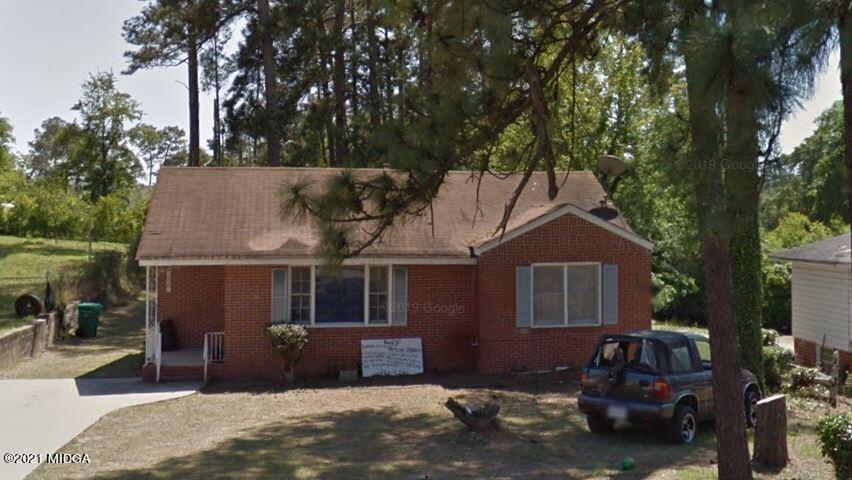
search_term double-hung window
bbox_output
[273,265,395,326]
[531,263,601,327]
[368,266,390,324]
[290,266,312,324]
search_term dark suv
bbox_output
[577,330,760,444]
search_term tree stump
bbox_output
[752,394,788,470]
[444,397,500,430]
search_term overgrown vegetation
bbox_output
[54,249,141,309]
[0,236,126,331]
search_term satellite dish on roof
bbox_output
[598,155,627,177]
[592,154,628,220]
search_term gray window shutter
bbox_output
[516,266,532,328]
[602,264,618,325]
[392,267,408,325]
[272,269,287,324]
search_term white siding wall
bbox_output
[791,261,852,353]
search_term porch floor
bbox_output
[161,348,203,367]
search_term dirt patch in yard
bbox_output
[28,373,847,480]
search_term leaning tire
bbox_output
[14,293,42,318]
[587,414,614,434]
[668,405,697,444]
[744,389,760,428]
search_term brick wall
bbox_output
[794,336,852,368]
[217,264,477,380]
[157,266,224,348]
[153,212,651,380]
[476,214,652,373]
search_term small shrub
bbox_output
[816,413,852,480]
[785,366,817,393]
[266,323,310,383]
[763,344,794,392]
[761,328,779,346]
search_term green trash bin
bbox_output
[77,302,103,338]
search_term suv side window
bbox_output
[669,344,693,373]
[695,339,712,364]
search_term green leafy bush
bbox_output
[90,189,149,243]
[785,366,817,393]
[761,328,779,346]
[762,344,794,392]
[266,323,310,383]
[816,413,852,480]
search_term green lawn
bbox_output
[652,319,710,337]
[0,235,124,332]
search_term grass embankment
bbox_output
[0,235,124,332]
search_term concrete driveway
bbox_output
[0,378,198,480]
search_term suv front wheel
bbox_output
[668,405,697,444]
[744,389,759,428]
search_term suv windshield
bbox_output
[593,339,657,371]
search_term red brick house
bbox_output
[138,167,652,381]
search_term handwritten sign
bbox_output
[361,338,424,377]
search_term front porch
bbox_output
[142,266,226,382]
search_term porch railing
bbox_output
[203,332,225,382]
[155,328,162,384]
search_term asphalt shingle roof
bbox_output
[136,167,641,262]
[769,233,851,265]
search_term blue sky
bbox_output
[0,0,842,157]
[0,0,216,155]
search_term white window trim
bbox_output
[530,262,602,328]
[279,265,395,328]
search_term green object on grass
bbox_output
[77,302,103,338]
[621,457,635,471]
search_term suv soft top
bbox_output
[601,330,691,346]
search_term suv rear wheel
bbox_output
[668,405,697,444]
[587,413,614,434]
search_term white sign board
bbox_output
[361,338,424,378]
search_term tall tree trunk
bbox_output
[724,65,764,387]
[188,33,201,167]
[365,0,381,127]
[841,14,852,232]
[684,21,753,479]
[333,0,348,166]
[841,13,852,332]
[212,33,223,166]
[349,1,359,118]
[259,0,281,167]
[316,3,336,166]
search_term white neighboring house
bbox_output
[770,233,851,366]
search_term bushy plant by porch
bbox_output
[266,323,309,383]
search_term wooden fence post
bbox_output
[752,394,788,470]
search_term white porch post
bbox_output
[144,266,159,363]
[145,266,151,362]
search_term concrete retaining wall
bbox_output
[0,312,61,369]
